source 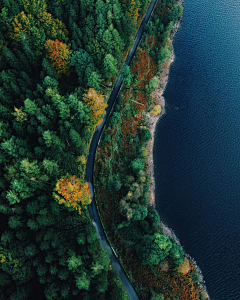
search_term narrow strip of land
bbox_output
[86,1,159,299]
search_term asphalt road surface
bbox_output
[86,1,159,298]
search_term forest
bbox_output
[0,0,206,299]
[0,0,148,299]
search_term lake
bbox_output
[154,0,240,299]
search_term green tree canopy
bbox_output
[131,158,145,172]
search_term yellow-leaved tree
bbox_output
[82,88,108,127]
[53,175,91,215]
[9,0,68,56]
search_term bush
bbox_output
[149,76,159,90]
[150,105,161,116]
[103,134,111,142]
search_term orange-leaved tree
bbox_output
[44,39,72,76]
[53,175,91,215]
[82,88,108,127]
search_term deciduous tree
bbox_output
[53,175,91,215]
[82,88,107,127]
[44,39,72,76]
[131,158,145,172]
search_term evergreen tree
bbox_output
[2,47,20,70]
[103,53,118,79]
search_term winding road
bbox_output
[86,1,159,298]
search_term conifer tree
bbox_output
[103,53,118,79]
[2,47,20,70]
[70,48,95,82]
[69,128,81,148]
[42,158,59,176]
[20,32,38,67]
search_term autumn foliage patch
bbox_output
[82,88,108,127]
[44,39,72,76]
[53,175,91,215]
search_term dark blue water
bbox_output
[154,1,240,299]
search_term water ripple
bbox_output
[155,0,240,299]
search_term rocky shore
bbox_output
[145,17,180,206]
[144,5,211,299]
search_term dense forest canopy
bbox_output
[0,0,147,299]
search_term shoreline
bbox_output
[145,9,211,300]
[145,18,179,207]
